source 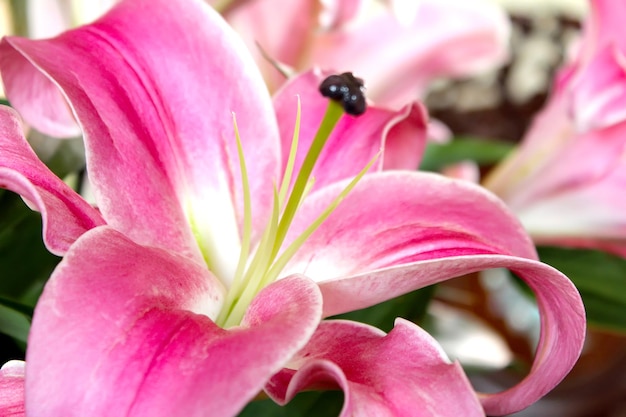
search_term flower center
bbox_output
[215,73,375,328]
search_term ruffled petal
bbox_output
[273,70,427,192]
[317,255,584,415]
[0,361,25,417]
[0,106,105,255]
[26,227,322,417]
[282,172,585,414]
[1,0,281,273]
[266,319,483,417]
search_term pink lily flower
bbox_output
[483,0,626,257]
[224,0,511,109]
[0,0,583,415]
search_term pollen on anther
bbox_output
[319,72,367,116]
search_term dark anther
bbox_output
[319,72,367,116]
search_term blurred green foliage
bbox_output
[538,246,626,333]
[420,136,514,172]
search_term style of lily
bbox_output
[483,0,626,257]
[220,0,511,109]
[0,0,584,415]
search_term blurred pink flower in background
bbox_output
[484,0,626,257]
[5,0,512,146]
[224,0,511,109]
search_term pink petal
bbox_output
[1,0,118,137]
[308,0,510,108]
[0,54,78,137]
[493,0,626,191]
[486,101,626,254]
[0,106,105,255]
[504,122,626,210]
[379,103,429,171]
[482,90,573,201]
[284,172,537,286]
[226,0,322,90]
[484,1,626,255]
[282,172,584,413]
[317,0,364,30]
[317,256,583,415]
[426,118,453,143]
[570,45,626,132]
[0,361,25,417]
[441,160,481,183]
[225,0,363,86]
[512,160,626,257]
[266,319,483,416]
[27,226,322,416]
[273,70,427,192]
[1,0,280,266]
[578,0,626,64]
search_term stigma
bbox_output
[319,72,367,116]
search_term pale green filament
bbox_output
[259,151,380,290]
[278,96,302,208]
[230,113,253,294]
[271,101,344,260]
[215,99,372,328]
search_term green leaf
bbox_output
[0,302,31,343]
[537,246,626,332]
[28,132,86,179]
[332,285,436,332]
[0,191,59,306]
[0,296,34,317]
[419,136,514,172]
[238,391,343,417]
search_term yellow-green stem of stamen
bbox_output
[216,99,352,328]
[278,96,302,208]
[230,113,253,295]
[271,100,344,260]
[261,151,380,288]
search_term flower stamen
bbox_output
[230,112,253,292]
[216,74,372,328]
